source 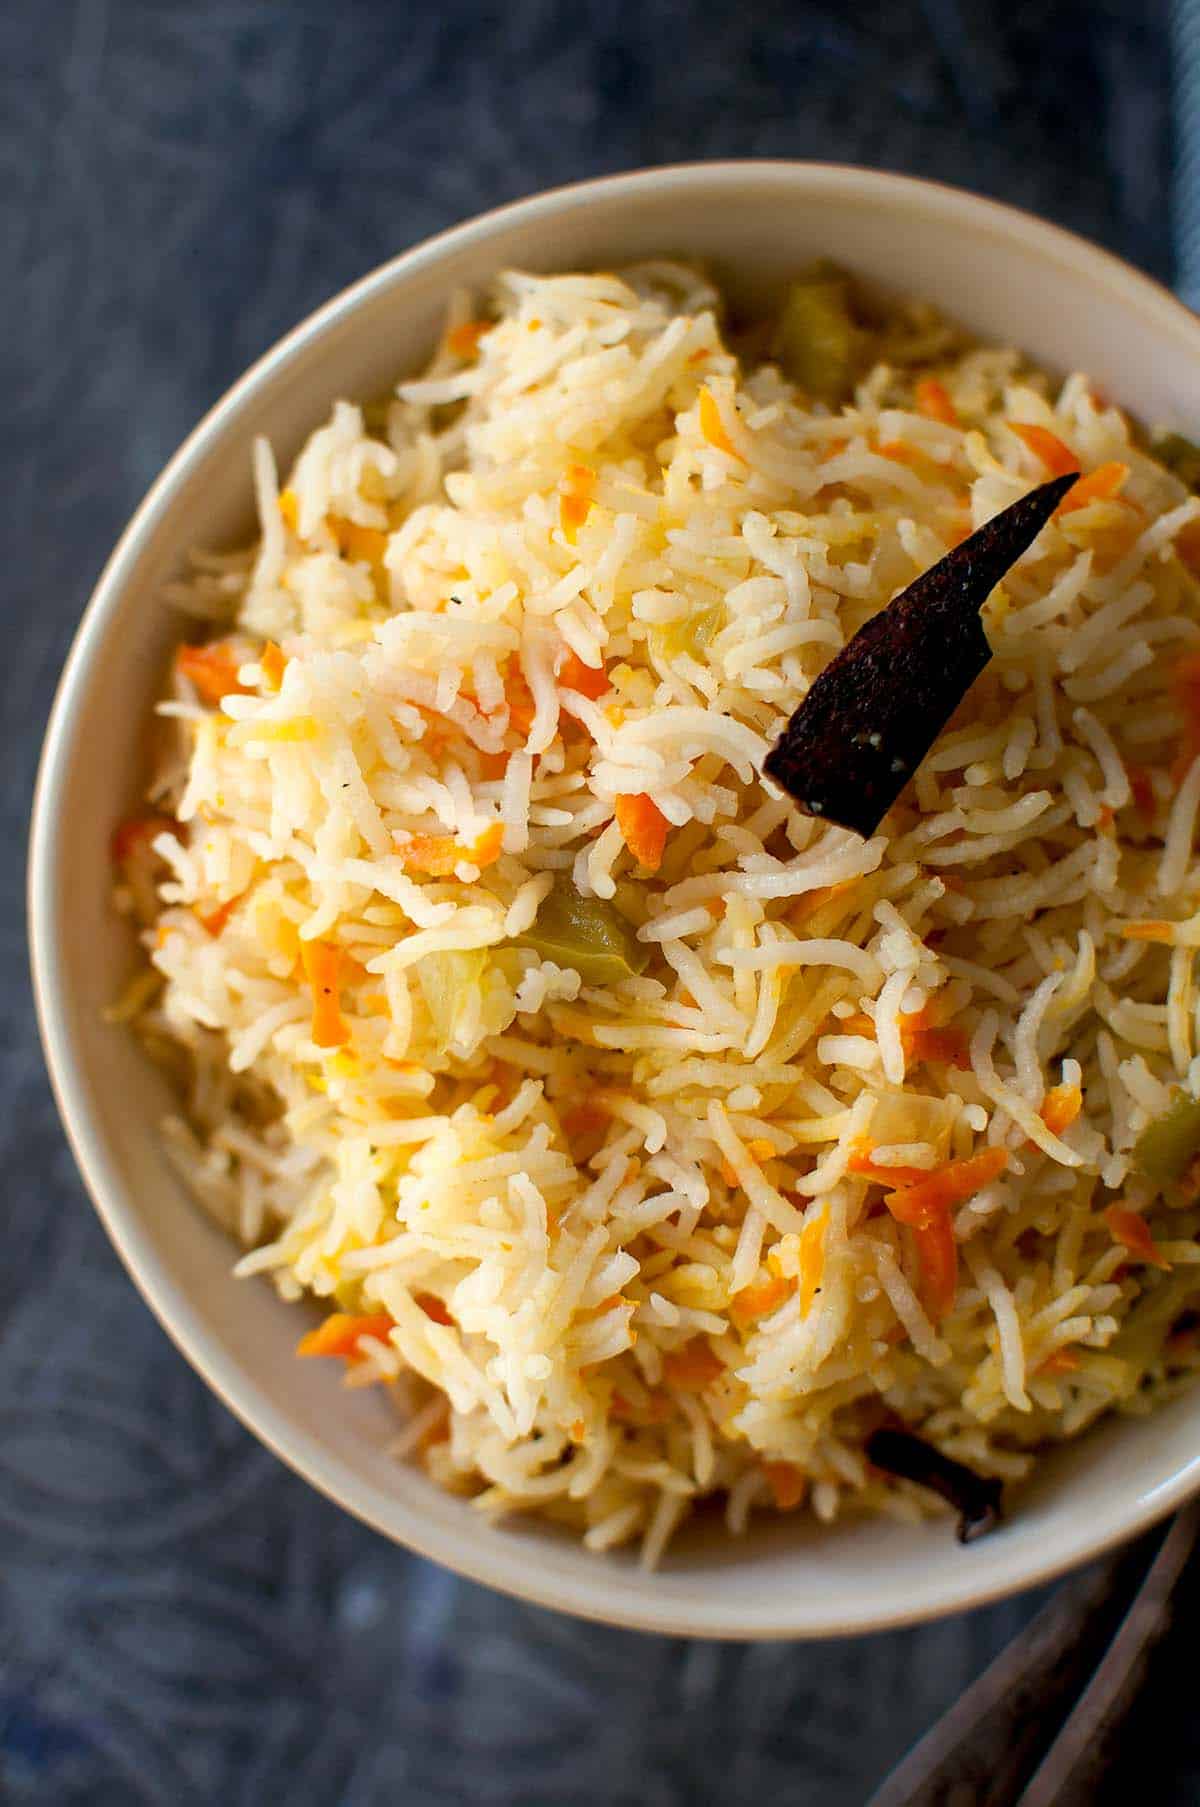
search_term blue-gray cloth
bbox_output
[2,1,1193,1801]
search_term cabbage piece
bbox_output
[417,950,487,1054]
[516,880,648,987]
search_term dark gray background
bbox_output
[4,1,1193,1801]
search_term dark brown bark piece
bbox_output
[762,473,1078,837]
[866,1426,1004,1543]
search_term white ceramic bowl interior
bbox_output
[30,164,1200,1638]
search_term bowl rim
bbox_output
[29,159,1200,1640]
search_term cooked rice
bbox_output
[117,263,1200,1561]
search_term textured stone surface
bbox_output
[2,1,1181,1799]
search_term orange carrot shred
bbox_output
[1040,1083,1083,1137]
[1104,1205,1171,1270]
[762,1461,807,1511]
[798,1209,828,1316]
[730,1275,792,1329]
[1177,518,1200,576]
[846,1141,931,1190]
[698,387,743,459]
[915,378,958,426]
[397,823,504,876]
[615,793,670,871]
[447,320,490,358]
[259,641,287,692]
[557,648,609,699]
[558,464,596,542]
[111,814,178,865]
[877,440,925,466]
[912,1209,958,1322]
[414,1292,455,1326]
[906,1025,971,1070]
[176,642,250,705]
[296,1312,394,1360]
[885,1148,1010,1228]
[1009,421,1078,477]
[1057,461,1129,516]
[195,896,240,937]
[278,488,299,532]
[1129,766,1155,820]
[301,941,350,1048]
[1040,1349,1081,1375]
[662,1339,724,1391]
[504,661,537,736]
[1119,920,1176,944]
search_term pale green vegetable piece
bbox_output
[418,949,487,1052]
[773,262,864,404]
[1155,432,1200,491]
[1134,1090,1200,1186]
[516,880,648,986]
[650,603,723,663]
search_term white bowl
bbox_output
[30,163,1200,1639]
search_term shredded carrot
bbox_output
[447,319,490,358]
[848,1002,969,1070]
[877,440,925,466]
[1009,421,1078,477]
[720,1158,740,1188]
[558,463,596,541]
[296,1312,393,1360]
[1129,765,1156,820]
[730,1275,792,1329]
[789,878,858,922]
[1104,1205,1171,1270]
[1057,461,1129,516]
[762,1461,807,1511]
[1096,803,1115,831]
[195,896,240,937]
[557,648,609,699]
[414,1292,455,1326]
[504,662,537,736]
[176,642,250,705]
[698,387,743,459]
[1040,1349,1081,1375]
[914,378,958,426]
[1177,518,1200,576]
[615,793,670,871]
[885,1147,1010,1228]
[1040,1083,1083,1137]
[1119,920,1176,944]
[569,1418,586,1442]
[278,488,299,532]
[913,1211,958,1321]
[468,824,505,866]
[563,1102,609,1142]
[301,941,349,1048]
[611,1389,671,1423]
[397,823,504,876]
[476,747,510,780]
[687,347,709,366]
[259,641,287,692]
[111,814,178,864]
[798,1208,828,1316]
[328,515,389,575]
[906,1025,970,1069]
[662,1338,725,1391]
[846,1141,931,1190]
